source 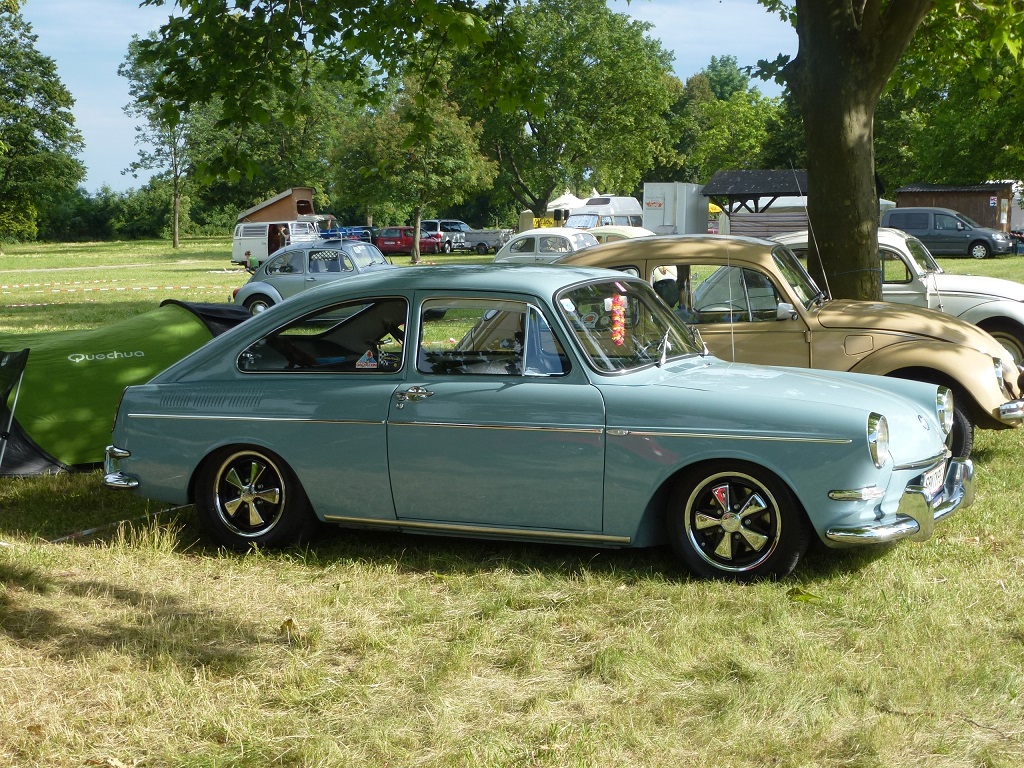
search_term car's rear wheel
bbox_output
[969,241,991,259]
[666,461,809,580]
[244,295,274,315]
[442,240,453,254]
[979,320,1024,368]
[195,446,318,549]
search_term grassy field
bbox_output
[1,238,1024,767]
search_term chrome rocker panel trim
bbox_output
[825,458,974,545]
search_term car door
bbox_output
[931,212,967,255]
[879,247,930,308]
[501,236,539,264]
[657,261,811,368]
[263,248,307,299]
[537,234,572,263]
[387,296,607,532]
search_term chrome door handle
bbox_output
[396,385,434,402]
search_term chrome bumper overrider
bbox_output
[103,445,139,489]
[825,458,974,545]
[998,399,1024,421]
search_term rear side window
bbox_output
[887,212,929,230]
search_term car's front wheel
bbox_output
[244,295,274,315]
[666,462,809,580]
[969,240,991,259]
[947,401,975,458]
[195,446,318,550]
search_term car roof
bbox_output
[288,263,634,301]
[773,228,921,249]
[558,233,777,268]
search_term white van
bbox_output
[564,196,643,229]
[231,220,321,267]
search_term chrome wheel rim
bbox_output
[685,471,781,572]
[212,451,285,538]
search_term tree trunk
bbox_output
[411,206,423,264]
[785,0,933,300]
[172,174,181,249]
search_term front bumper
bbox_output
[825,458,973,545]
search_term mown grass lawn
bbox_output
[0,238,1023,767]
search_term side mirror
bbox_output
[777,302,798,321]
[957,222,967,231]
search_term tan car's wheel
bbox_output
[195,447,317,549]
[667,462,809,580]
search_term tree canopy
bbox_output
[0,11,84,240]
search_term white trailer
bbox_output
[642,182,709,235]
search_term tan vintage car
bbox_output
[557,234,1024,457]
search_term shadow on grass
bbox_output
[0,557,258,674]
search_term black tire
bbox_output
[194,446,318,550]
[666,461,810,580]
[969,241,991,259]
[476,242,489,255]
[442,240,453,254]
[947,401,975,458]
[244,295,274,315]
[979,319,1024,368]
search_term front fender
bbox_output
[849,340,1009,428]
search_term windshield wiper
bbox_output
[657,328,671,367]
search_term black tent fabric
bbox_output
[0,349,54,475]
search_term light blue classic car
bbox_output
[105,265,973,579]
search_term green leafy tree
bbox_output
[120,35,192,247]
[331,78,497,262]
[451,0,677,213]
[759,0,1024,299]
[0,11,84,241]
[703,55,751,101]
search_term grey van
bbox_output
[881,206,1014,259]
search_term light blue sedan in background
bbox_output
[106,265,972,579]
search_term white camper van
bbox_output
[231,220,322,267]
[564,196,643,229]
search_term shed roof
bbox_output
[701,170,808,214]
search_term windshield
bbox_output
[905,236,943,274]
[555,278,703,373]
[565,214,599,229]
[348,243,390,267]
[959,213,981,227]
[772,246,825,308]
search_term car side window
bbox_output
[265,249,305,275]
[935,213,960,231]
[417,299,569,376]
[238,297,408,374]
[539,236,570,254]
[309,249,342,273]
[510,237,535,254]
[880,250,911,283]
[688,264,781,324]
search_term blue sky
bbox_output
[21,0,797,193]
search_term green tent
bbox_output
[0,301,250,475]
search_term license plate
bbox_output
[921,463,945,496]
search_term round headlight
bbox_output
[935,386,954,437]
[868,413,890,469]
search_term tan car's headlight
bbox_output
[868,413,890,469]
[936,386,954,437]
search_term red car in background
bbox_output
[376,226,444,255]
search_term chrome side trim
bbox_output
[390,422,603,434]
[621,430,852,445]
[825,458,973,545]
[104,472,139,490]
[126,413,383,426]
[322,515,632,545]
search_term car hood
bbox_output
[641,358,946,460]
[815,298,1002,352]
[929,272,1024,303]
